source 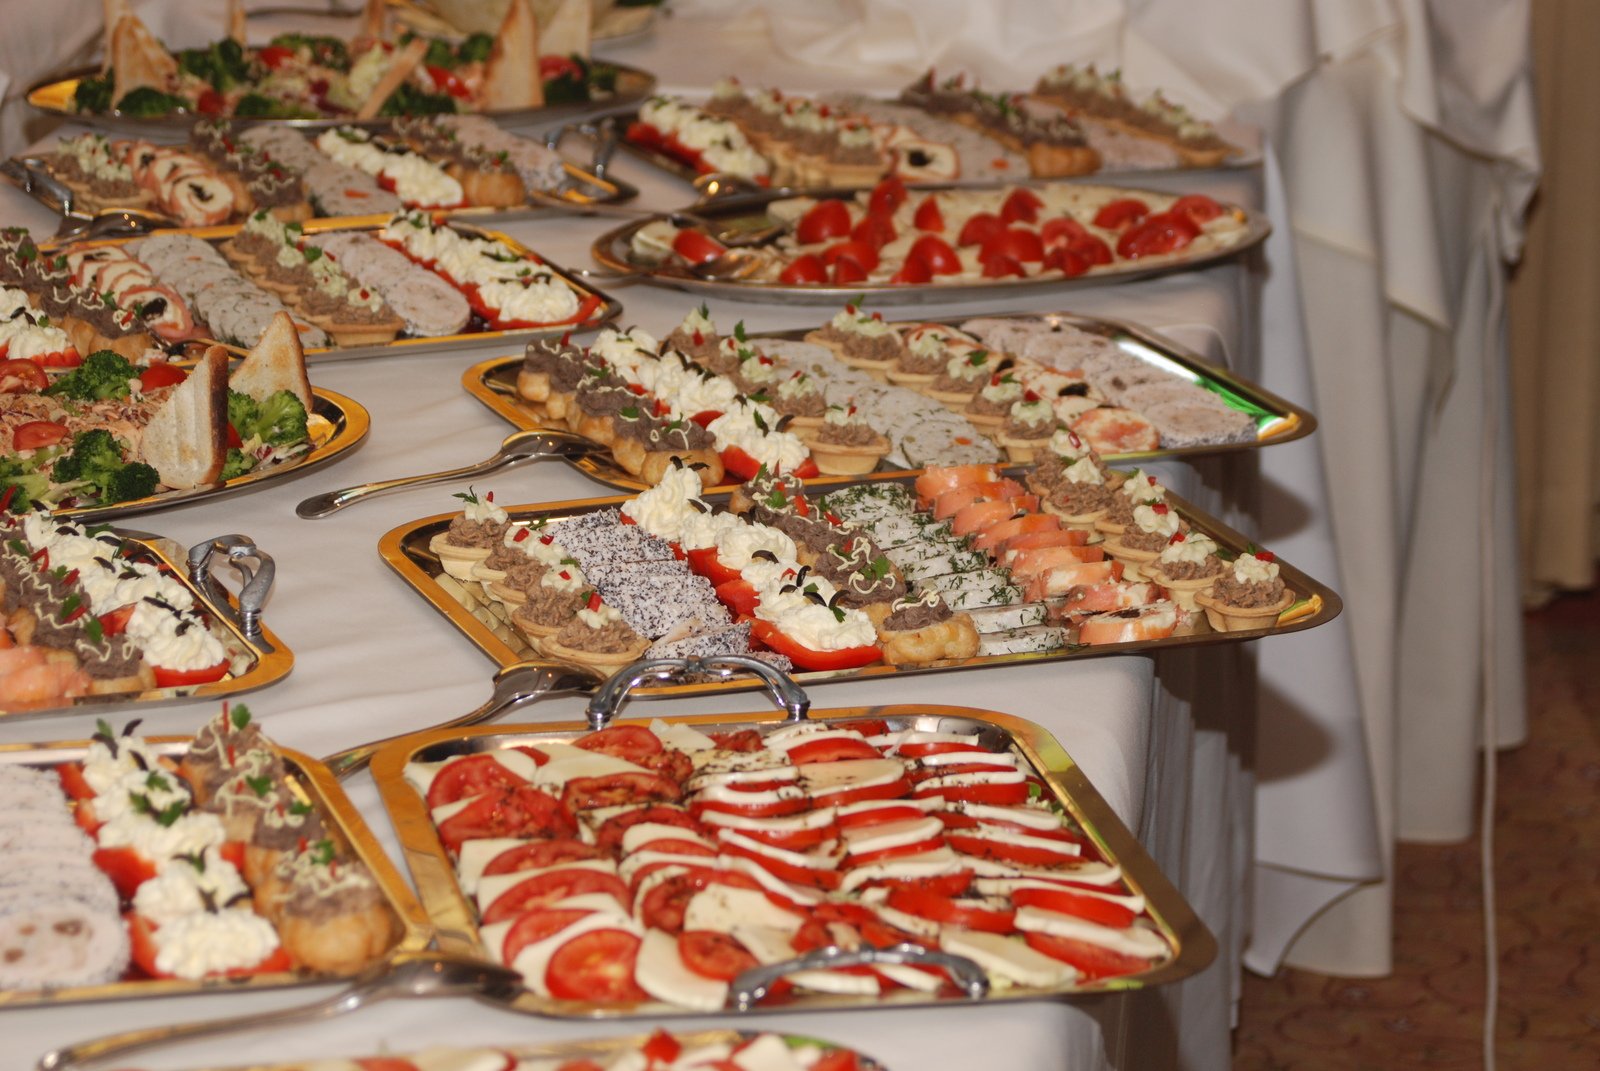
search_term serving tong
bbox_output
[38,657,991,1071]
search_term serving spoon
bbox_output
[295,429,599,519]
[525,188,789,248]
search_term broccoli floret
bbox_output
[220,449,254,481]
[50,430,123,486]
[255,391,308,447]
[45,350,138,401]
[179,39,250,91]
[102,462,159,504]
[379,84,457,116]
[234,93,312,119]
[227,390,261,437]
[115,86,190,118]
[74,71,115,113]
[0,457,50,512]
[458,33,494,64]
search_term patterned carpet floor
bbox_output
[1234,588,1600,1069]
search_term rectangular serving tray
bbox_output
[45,216,622,364]
[0,737,431,1009]
[376,478,1341,697]
[0,531,293,721]
[370,704,1216,1017]
[462,311,1314,494]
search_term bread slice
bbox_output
[229,311,312,407]
[355,37,429,120]
[482,0,545,111]
[109,10,178,105]
[542,0,592,60]
[142,347,227,490]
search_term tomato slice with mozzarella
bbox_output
[945,831,1081,869]
[545,929,650,1003]
[718,840,840,890]
[678,929,759,982]
[593,805,704,854]
[834,802,929,830]
[483,839,607,878]
[1010,887,1137,929]
[425,754,529,809]
[436,785,576,854]
[886,887,1015,934]
[783,736,881,764]
[846,836,946,867]
[481,868,632,924]
[572,724,663,763]
[1022,931,1151,980]
[710,730,763,752]
[913,778,1030,807]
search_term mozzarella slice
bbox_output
[409,1047,514,1071]
[621,823,715,854]
[841,816,944,857]
[454,837,533,896]
[875,962,948,993]
[838,847,967,893]
[974,878,1145,913]
[915,750,1021,769]
[618,849,721,885]
[634,928,728,1012]
[648,719,716,753]
[699,806,837,835]
[732,924,800,966]
[532,752,650,789]
[943,801,1066,830]
[685,885,804,935]
[940,927,1078,990]
[870,730,985,753]
[1012,907,1170,960]
[688,764,801,791]
[718,855,825,908]
[509,912,644,996]
[915,769,1027,793]
[947,824,1081,859]
[788,968,880,996]
[731,1032,808,1071]
[689,751,794,778]
[962,857,1120,883]
[870,904,941,940]
[799,758,907,796]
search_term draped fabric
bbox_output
[1509,0,1600,599]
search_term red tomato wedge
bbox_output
[749,620,881,673]
[481,868,632,924]
[868,176,908,215]
[1022,931,1152,981]
[1170,193,1225,225]
[886,887,1015,933]
[850,214,897,251]
[888,256,932,285]
[912,195,944,232]
[823,238,880,272]
[1091,198,1149,230]
[545,929,650,1003]
[151,660,230,688]
[795,200,853,245]
[1068,234,1113,266]
[425,754,529,809]
[907,235,962,275]
[830,256,869,285]
[981,227,1045,263]
[12,420,69,450]
[483,838,606,877]
[778,254,828,285]
[783,736,881,764]
[672,229,726,265]
[980,253,1026,279]
[1041,215,1090,248]
[0,359,48,392]
[956,212,1004,247]
[999,188,1044,223]
[436,785,576,854]
[1010,887,1137,929]
[573,724,663,763]
[679,930,759,982]
[1116,211,1200,260]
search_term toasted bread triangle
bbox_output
[230,311,312,408]
[483,0,544,111]
[543,0,592,60]
[109,11,178,105]
[142,347,227,490]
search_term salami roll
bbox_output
[159,170,237,227]
[306,232,469,338]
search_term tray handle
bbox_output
[584,655,809,730]
[34,951,521,1071]
[728,943,990,1011]
[186,534,274,649]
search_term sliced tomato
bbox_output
[709,730,763,753]
[11,420,69,450]
[749,619,880,672]
[97,604,136,637]
[0,359,48,393]
[679,930,758,982]
[139,364,187,394]
[912,195,944,232]
[1115,211,1200,260]
[1044,245,1091,277]
[913,779,1030,806]
[982,227,1044,263]
[425,64,472,99]
[887,887,1014,934]
[483,838,606,877]
[1023,931,1152,981]
[778,254,828,285]
[868,176,908,215]
[714,577,759,617]
[546,929,649,1003]
[1010,887,1136,929]
[830,256,870,285]
[956,212,1004,248]
[895,741,989,759]
[151,660,231,688]
[635,837,716,858]
[573,724,663,763]
[851,214,897,251]
[718,840,840,890]
[562,771,682,812]
[641,1029,683,1066]
[196,88,226,115]
[999,188,1044,224]
[1091,198,1149,230]
[501,908,592,965]
[1170,193,1224,225]
[847,836,945,867]
[593,805,703,854]
[672,229,726,265]
[909,761,1017,783]
[811,776,911,809]
[783,737,881,764]
[636,867,727,932]
[834,803,928,830]
[888,256,932,285]
[511,744,553,766]
[937,812,1087,847]
[425,753,529,809]
[482,868,632,924]
[436,785,576,854]
[257,44,295,68]
[811,1050,864,1071]
[727,821,834,852]
[946,831,1080,869]
[354,1060,419,1071]
[1069,234,1113,266]
[980,253,1025,279]
[37,348,81,368]
[790,918,833,953]
[54,762,95,803]
[858,869,973,899]
[1040,215,1090,249]
[795,200,853,245]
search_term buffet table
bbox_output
[0,7,1383,1071]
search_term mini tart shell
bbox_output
[1143,562,1225,612]
[540,632,651,671]
[1193,587,1296,633]
[807,432,890,476]
[1041,498,1109,528]
[885,366,940,388]
[996,429,1055,465]
[304,312,404,348]
[926,385,984,410]
[429,533,493,580]
[1099,535,1165,582]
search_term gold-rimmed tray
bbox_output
[463,311,1315,495]
[51,216,622,365]
[52,387,367,522]
[25,63,658,135]
[0,531,292,721]
[590,182,1271,306]
[377,479,1341,693]
[0,737,431,1009]
[370,700,1216,1016]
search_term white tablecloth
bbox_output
[0,5,1397,1069]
